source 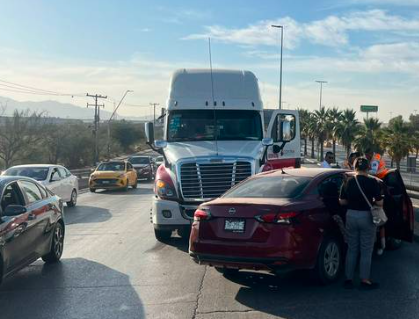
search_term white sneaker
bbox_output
[377,248,384,256]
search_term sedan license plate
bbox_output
[224,219,245,233]
[102,181,110,184]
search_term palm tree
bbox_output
[298,109,311,156]
[313,107,329,161]
[354,118,383,153]
[327,107,342,159]
[334,109,360,157]
[381,116,412,170]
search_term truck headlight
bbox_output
[156,180,177,199]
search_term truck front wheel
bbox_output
[154,228,172,242]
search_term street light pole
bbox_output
[271,25,283,109]
[315,80,327,110]
[107,90,133,159]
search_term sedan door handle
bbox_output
[28,213,37,220]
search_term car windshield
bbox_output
[97,162,126,171]
[223,176,311,199]
[129,157,149,164]
[167,110,263,142]
[4,167,49,181]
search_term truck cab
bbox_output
[145,69,300,241]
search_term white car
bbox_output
[2,164,79,207]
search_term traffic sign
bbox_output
[360,105,378,112]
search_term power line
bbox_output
[0,78,85,97]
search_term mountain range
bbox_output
[0,96,148,121]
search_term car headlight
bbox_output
[156,180,177,199]
[118,174,125,178]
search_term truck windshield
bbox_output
[167,110,262,142]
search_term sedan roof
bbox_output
[258,168,349,179]
[6,164,58,168]
[0,176,37,186]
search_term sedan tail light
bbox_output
[194,209,212,221]
[255,212,298,225]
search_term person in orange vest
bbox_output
[365,149,389,180]
[365,148,388,256]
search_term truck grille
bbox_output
[180,161,252,200]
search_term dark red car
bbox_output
[189,168,414,284]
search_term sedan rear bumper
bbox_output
[189,252,292,272]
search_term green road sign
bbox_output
[360,105,378,112]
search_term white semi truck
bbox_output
[145,69,300,241]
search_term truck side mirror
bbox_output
[145,122,155,145]
[154,140,167,149]
[262,138,273,147]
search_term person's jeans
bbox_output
[345,209,377,280]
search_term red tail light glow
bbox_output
[255,212,298,224]
[194,209,212,221]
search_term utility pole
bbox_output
[315,80,327,111]
[150,103,160,126]
[87,93,107,165]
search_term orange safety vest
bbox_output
[370,153,388,179]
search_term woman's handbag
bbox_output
[354,176,388,226]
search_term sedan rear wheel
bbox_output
[66,189,77,207]
[314,237,342,285]
[42,222,64,263]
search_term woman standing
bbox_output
[339,157,383,290]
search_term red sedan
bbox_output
[189,168,414,284]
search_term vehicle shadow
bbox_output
[161,236,189,253]
[0,258,145,319]
[232,246,419,319]
[64,205,112,225]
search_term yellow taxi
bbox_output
[89,161,138,192]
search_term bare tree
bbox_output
[0,110,46,168]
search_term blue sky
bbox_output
[0,0,418,120]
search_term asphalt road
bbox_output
[1,182,419,319]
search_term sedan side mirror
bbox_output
[4,205,27,217]
[50,174,60,182]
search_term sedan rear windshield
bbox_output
[4,167,49,181]
[223,176,311,199]
[97,162,126,171]
[129,157,149,164]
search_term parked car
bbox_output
[3,164,78,207]
[128,156,154,181]
[189,168,414,284]
[0,176,65,285]
[89,161,137,192]
[154,156,164,169]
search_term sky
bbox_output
[0,0,418,121]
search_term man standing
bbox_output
[321,151,334,168]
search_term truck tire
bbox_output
[154,228,172,242]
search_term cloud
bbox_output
[183,10,419,48]
[350,0,419,5]
[140,28,152,33]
